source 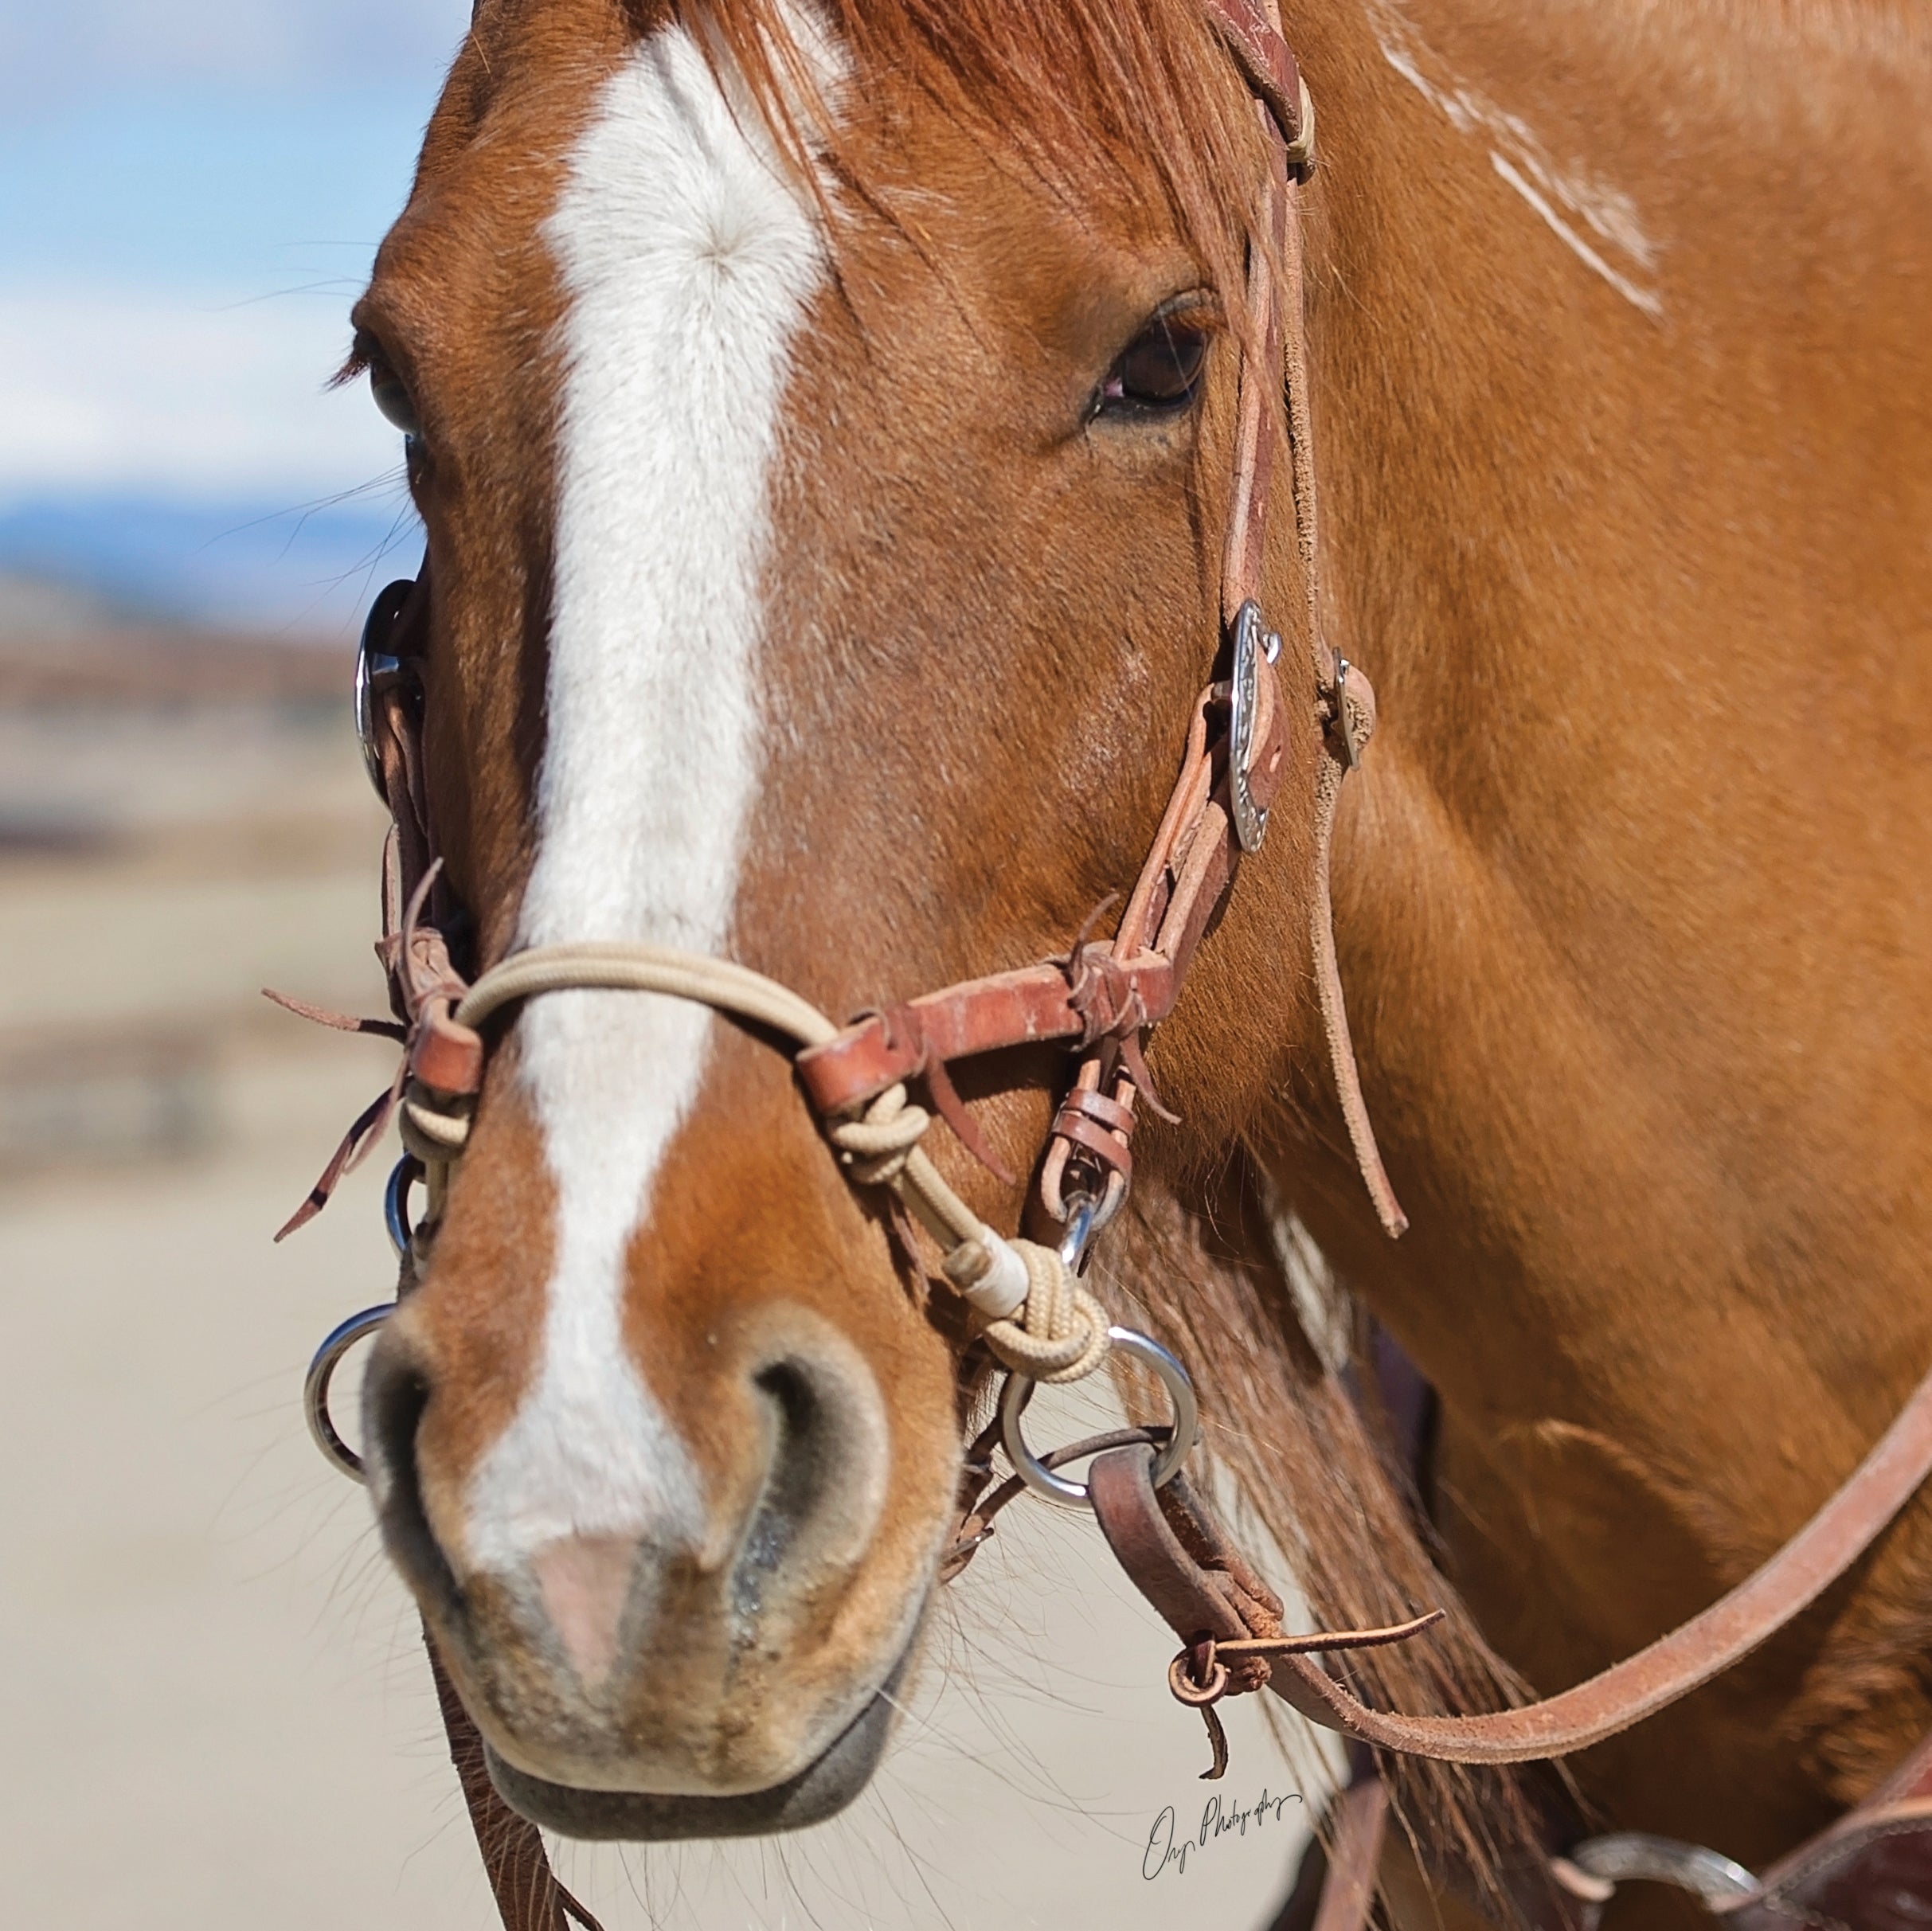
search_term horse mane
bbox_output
[1104,1165,1553,1914]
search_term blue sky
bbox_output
[0,1,467,632]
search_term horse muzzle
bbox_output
[479,1644,913,1840]
[358,1296,937,1824]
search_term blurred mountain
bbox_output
[0,569,154,639]
[0,495,419,638]
[0,567,346,706]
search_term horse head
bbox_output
[340,0,1348,1839]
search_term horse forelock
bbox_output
[451,0,1277,321]
[693,0,1269,303]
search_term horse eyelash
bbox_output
[331,342,374,391]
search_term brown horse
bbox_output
[318,0,1932,1924]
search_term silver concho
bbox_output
[354,577,418,804]
[1228,599,1280,854]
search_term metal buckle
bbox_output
[354,577,419,803]
[1056,1191,1099,1273]
[999,1327,1199,1509]
[1228,599,1281,854]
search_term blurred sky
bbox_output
[0,1,467,631]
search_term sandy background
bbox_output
[0,667,1323,1930]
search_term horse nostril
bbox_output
[733,1359,827,1623]
[362,1339,462,1619]
[729,1351,884,1629]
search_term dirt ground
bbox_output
[0,696,1322,1930]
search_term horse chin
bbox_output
[483,1650,906,1842]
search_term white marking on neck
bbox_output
[1366,0,1664,318]
[1273,1209,1351,1377]
[465,17,834,1571]
[1488,153,1663,319]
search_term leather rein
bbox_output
[281,4,1932,1926]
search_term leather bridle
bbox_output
[282,5,1932,1928]
[293,0,1401,1479]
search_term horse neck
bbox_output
[1269,0,1932,1830]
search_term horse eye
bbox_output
[1097,319,1210,416]
[370,360,420,438]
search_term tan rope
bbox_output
[417,942,1109,1383]
[983,1240,1113,1383]
[453,942,839,1051]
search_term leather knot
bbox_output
[870,1003,1015,1184]
[1063,947,1149,1052]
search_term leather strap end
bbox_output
[262,987,408,1042]
[1201,0,1308,157]
[273,1082,397,1241]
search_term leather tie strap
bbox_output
[423,1630,604,1931]
[1200,0,1314,167]
[1091,1361,1932,1767]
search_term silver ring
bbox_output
[304,1304,393,1482]
[385,1155,423,1259]
[1058,1194,1098,1273]
[1566,1834,1757,1906]
[999,1327,1199,1509]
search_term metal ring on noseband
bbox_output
[304,1303,393,1482]
[1000,1327,1199,1508]
[1562,1833,1758,1907]
[385,1154,423,1258]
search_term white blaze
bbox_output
[466,19,831,1569]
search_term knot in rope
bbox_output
[825,1084,931,1186]
[982,1239,1111,1384]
